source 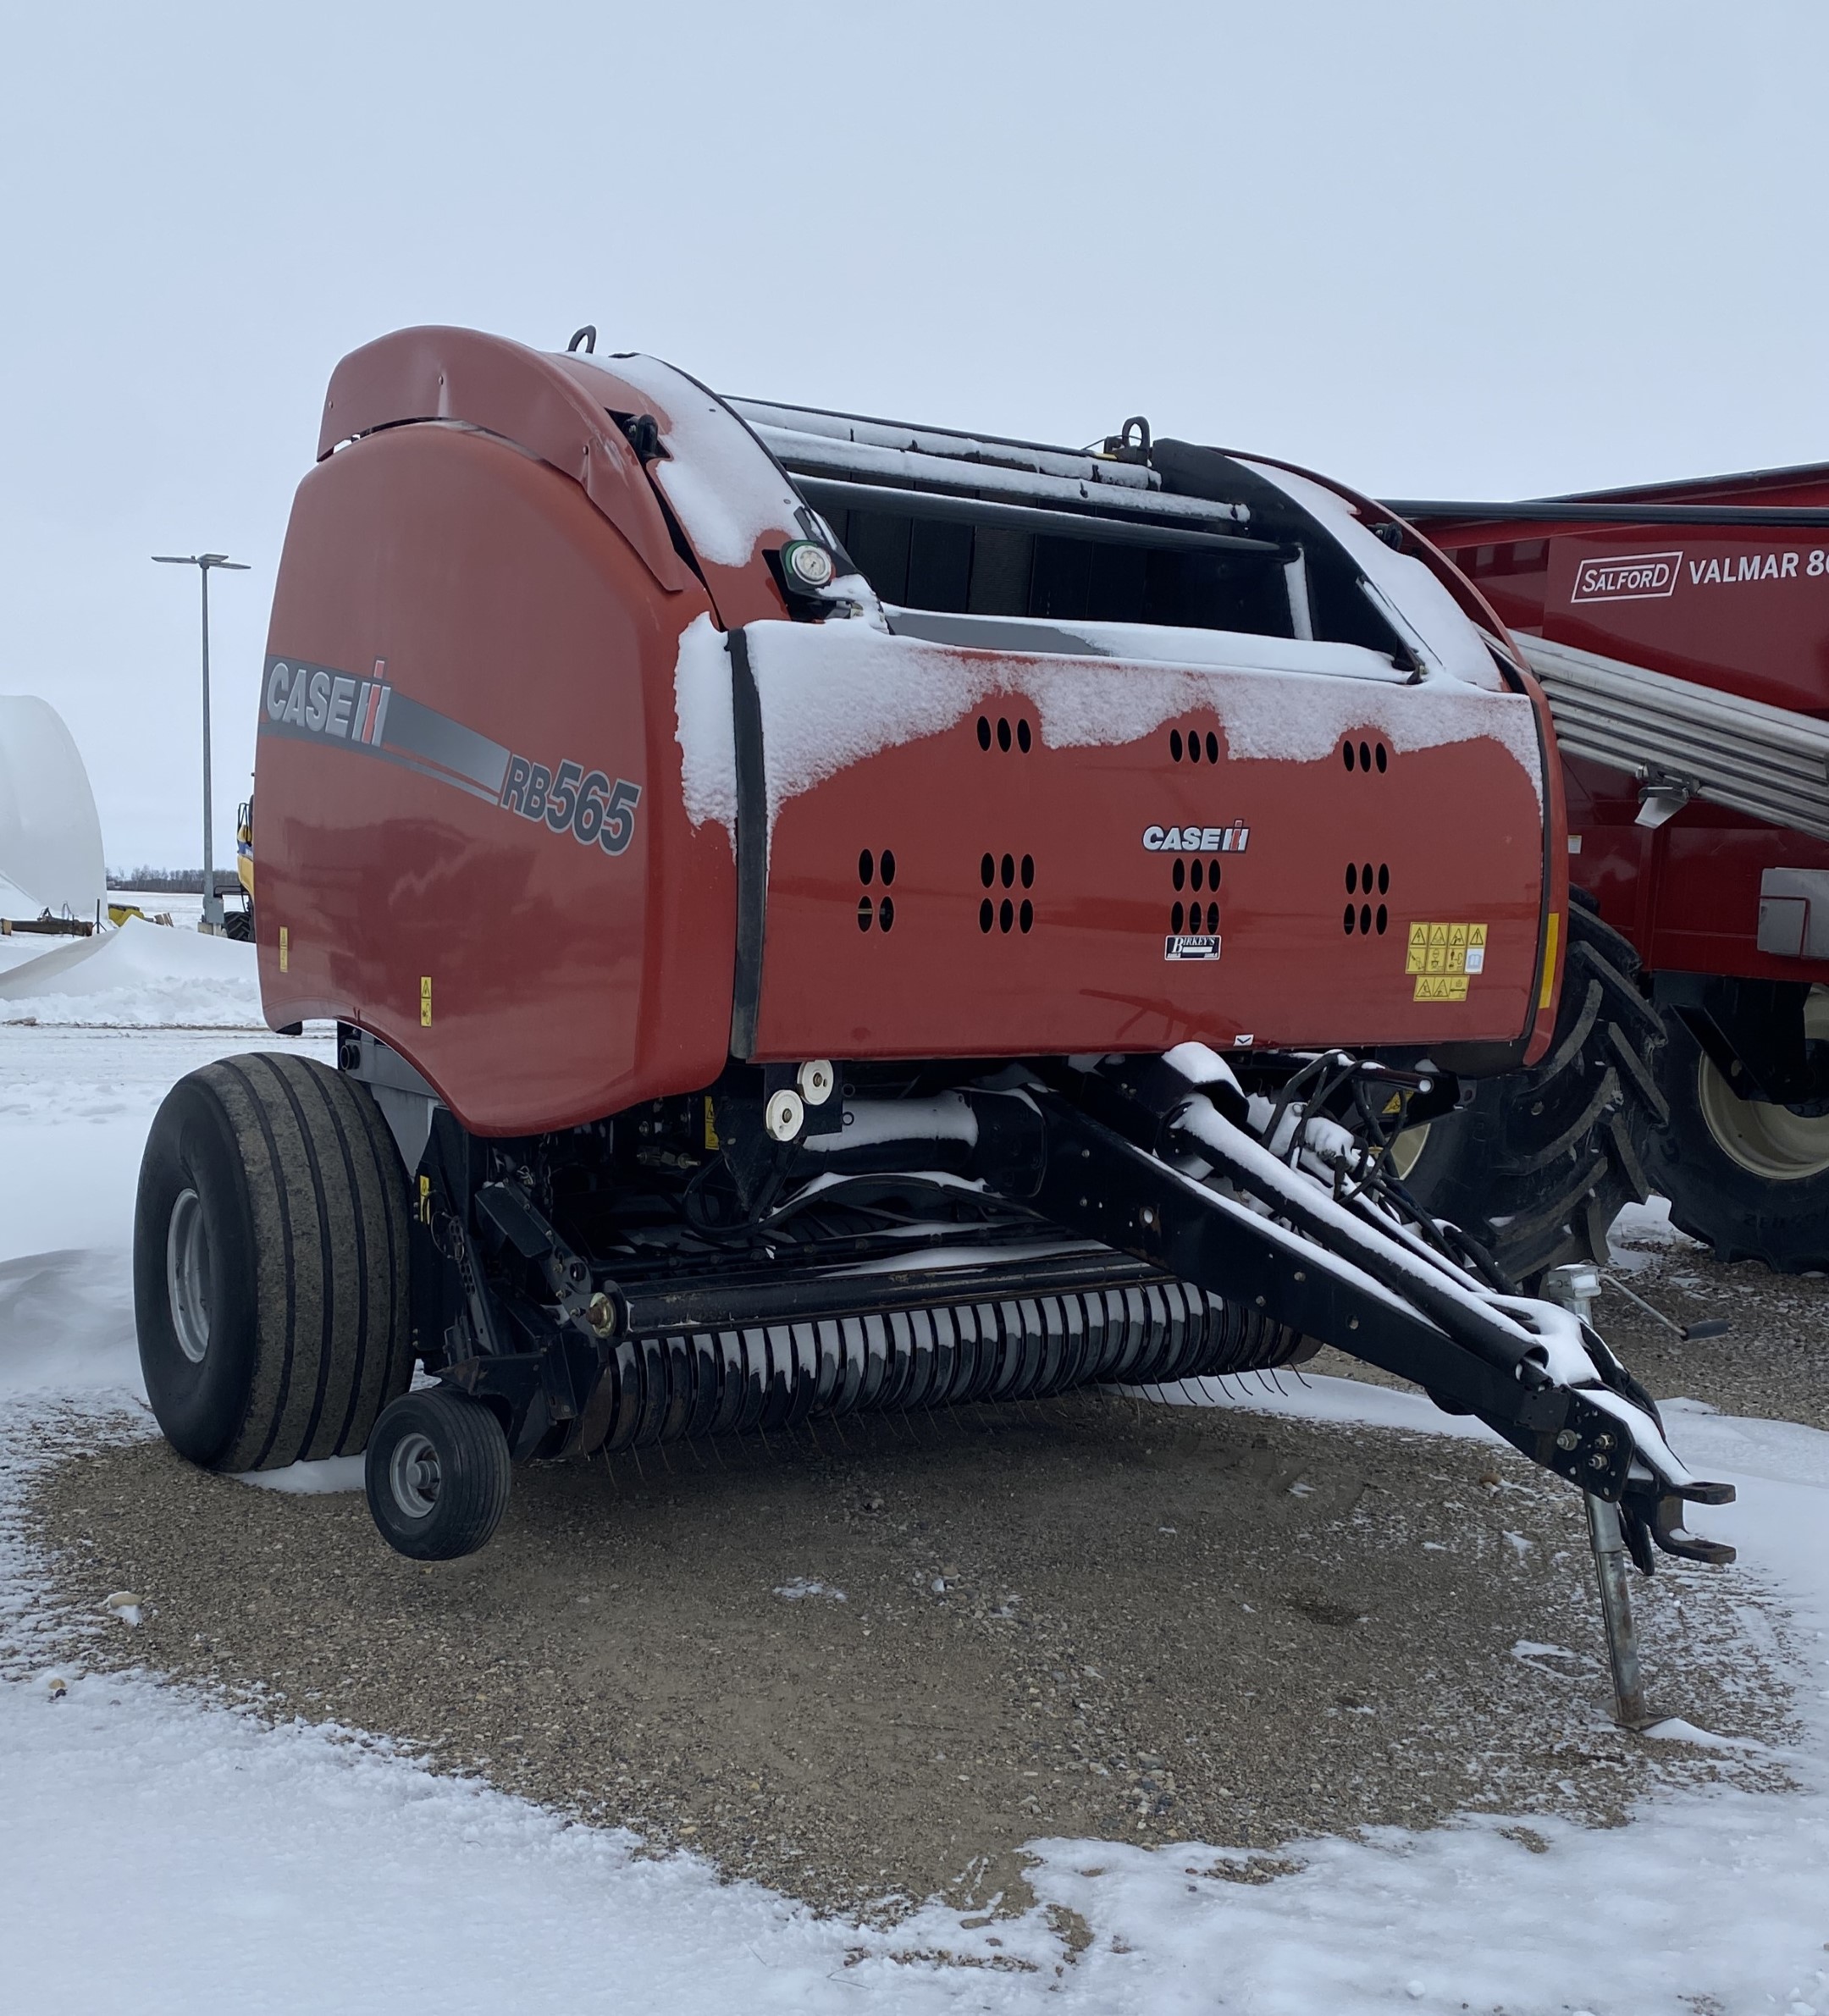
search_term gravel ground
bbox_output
[1599,1212,1829,1433]
[26,1357,1792,1919]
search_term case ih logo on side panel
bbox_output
[1142,823,1250,853]
[261,655,640,858]
[1569,552,1683,603]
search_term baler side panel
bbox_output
[745,638,1548,1060]
[255,424,737,1133]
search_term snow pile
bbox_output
[0,917,262,1028]
[1609,1195,1709,1273]
[235,1455,366,1496]
[0,1249,141,1400]
[672,613,738,842]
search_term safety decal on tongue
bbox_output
[260,655,640,857]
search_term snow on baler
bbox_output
[131,326,1731,1606]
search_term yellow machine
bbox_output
[226,795,255,940]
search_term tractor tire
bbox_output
[224,906,254,943]
[1639,985,1829,1272]
[134,1052,414,1472]
[1393,900,1665,1288]
[365,1388,511,1560]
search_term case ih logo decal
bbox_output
[266,657,394,744]
[1570,552,1683,603]
[261,656,640,857]
[1142,822,1250,853]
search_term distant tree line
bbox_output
[108,869,207,892]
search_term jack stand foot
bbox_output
[1586,1491,1650,1730]
[1542,1262,1601,1326]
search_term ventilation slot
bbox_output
[857,848,898,931]
[1167,853,1222,940]
[978,851,1036,932]
[1342,862,1390,935]
[1169,726,1222,764]
[976,714,1034,754]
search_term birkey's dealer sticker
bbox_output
[1165,934,1221,961]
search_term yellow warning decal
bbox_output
[420,975,433,1027]
[279,925,289,974]
[1539,911,1561,1010]
[1405,922,1488,995]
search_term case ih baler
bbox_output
[133,326,1728,1593]
[1392,467,1829,1273]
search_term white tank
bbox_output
[0,696,106,922]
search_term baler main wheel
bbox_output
[364,1389,511,1560]
[1640,985,1829,1272]
[133,1052,415,1472]
[1392,899,1665,1287]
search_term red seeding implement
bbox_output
[133,328,1727,1665]
[1391,466,1829,1274]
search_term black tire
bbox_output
[1397,900,1666,1287]
[364,1388,511,1560]
[224,906,254,942]
[1640,993,1829,1271]
[134,1052,414,1471]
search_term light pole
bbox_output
[153,551,248,932]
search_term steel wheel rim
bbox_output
[389,1430,441,1518]
[165,1187,212,1365]
[1696,986,1829,1182]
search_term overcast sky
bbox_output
[3,1,1825,869]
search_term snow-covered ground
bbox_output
[0,912,262,1025]
[3,925,1828,2013]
